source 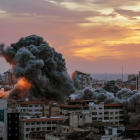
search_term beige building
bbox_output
[19,117,64,140]
[3,69,17,84]
[72,70,92,89]
[43,104,60,117]
[60,100,124,126]
[16,101,44,116]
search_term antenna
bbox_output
[122,64,123,82]
[105,72,107,82]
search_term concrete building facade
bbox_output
[16,101,44,115]
[19,117,64,140]
[43,104,60,117]
[60,100,124,126]
[72,71,92,89]
[0,108,19,140]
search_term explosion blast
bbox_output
[0,35,76,101]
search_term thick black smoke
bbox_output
[103,80,121,95]
[71,86,140,125]
[70,88,121,103]
[0,35,76,101]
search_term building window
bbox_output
[29,105,33,107]
[115,117,118,119]
[52,122,56,124]
[92,117,97,120]
[115,112,118,114]
[104,112,109,114]
[119,116,124,119]
[99,112,102,115]
[110,117,113,119]
[119,111,124,114]
[47,127,51,130]
[35,105,38,107]
[47,122,51,124]
[20,104,27,107]
[110,112,113,114]
[104,117,109,120]
[99,107,102,109]
[92,112,97,115]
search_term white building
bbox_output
[60,100,124,126]
[101,126,125,140]
[70,112,92,128]
[136,72,140,92]
[3,69,17,84]
[19,117,64,140]
[0,108,19,140]
[93,79,106,85]
[128,74,137,81]
[72,71,92,89]
[16,101,44,115]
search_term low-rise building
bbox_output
[0,108,19,140]
[19,117,64,140]
[43,104,60,117]
[72,71,92,89]
[16,101,44,115]
[60,99,124,126]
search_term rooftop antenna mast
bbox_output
[105,72,107,83]
[122,64,123,82]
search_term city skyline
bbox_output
[0,0,140,74]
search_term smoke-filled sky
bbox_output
[0,0,140,74]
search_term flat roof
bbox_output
[23,118,64,122]
[104,104,123,107]
[19,101,44,105]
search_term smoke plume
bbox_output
[70,87,121,103]
[0,35,76,101]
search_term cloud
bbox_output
[93,0,139,8]
[114,8,140,19]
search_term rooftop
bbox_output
[104,104,123,107]
[19,101,44,105]
[23,117,64,122]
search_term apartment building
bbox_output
[43,104,60,117]
[19,117,64,140]
[72,71,92,89]
[3,69,17,84]
[16,101,44,115]
[0,108,19,140]
[60,100,124,125]
[60,100,89,120]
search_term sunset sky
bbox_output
[0,0,140,74]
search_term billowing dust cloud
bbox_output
[0,35,76,101]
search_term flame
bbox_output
[16,78,31,91]
[0,90,10,98]
[13,78,31,97]
[1,77,31,99]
